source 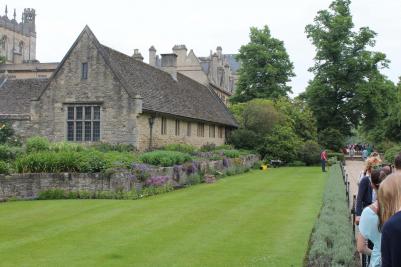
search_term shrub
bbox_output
[200,143,216,152]
[50,141,85,152]
[103,151,136,169]
[90,142,136,152]
[306,164,357,266]
[0,121,15,144]
[0,161,10,174]
[221,149,240,158]
[384,145,401,164]
[260,125,302,163]
[215,144,234,150]
[162,143,197,154]
[78,151,108,173]
[15,151,81,173]
[139,150,192,167]
[26,136,50,153]
[0,144,23,162]
[227,129,261,150]
[298,141,321,166]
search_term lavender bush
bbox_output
[145,176,170,187]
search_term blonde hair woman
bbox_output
[378,173,401,267]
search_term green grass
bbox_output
[0,167,326,267]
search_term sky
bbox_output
[7,0,401,95]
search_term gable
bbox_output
[37,26,130,101]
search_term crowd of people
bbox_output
[344,143,373,160]
[355,152,401,267]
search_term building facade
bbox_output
[0,6,36,64]
[0,26,237,150]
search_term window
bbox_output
[81,62,88,80]
[175,120,180,136]
[161,117,167,135]
[218,127,224,138]
[209,125,215,138]
[67,105,100,141]
[187,122,191,137]
[197,123,204,137]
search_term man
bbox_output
[320,150,328,172]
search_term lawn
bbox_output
[0,167,326,267]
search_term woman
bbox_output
[356,157,382,224]
[378,173,401,267]
[357,169,386,267]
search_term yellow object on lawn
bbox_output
[260,165,268,170]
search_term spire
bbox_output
[13,8,16,20]
[5,5,7,18]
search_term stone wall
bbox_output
[137,114,226,151]
[0,154,259,200]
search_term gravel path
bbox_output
[344,159,365,209]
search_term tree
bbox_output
[231,25,295,103]
[305,0,391,137]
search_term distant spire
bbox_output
[5,5,7,18]
[13,8,16,20]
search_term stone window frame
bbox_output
[66,104,101,142]
[187,122,191,137]
[175,119,180,136]
[161,117,167,135]
[209,125,215,138]
[218,126,224,138]
[197,123,204,137]
[81,62,89,80]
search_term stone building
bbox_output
[0,62,58,79]
[0,6,36,64]
[147,45,240,105]
[0,26,237,150]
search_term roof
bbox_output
[39,26,238,127]
[0,78,47,115]
[101,45,237,127]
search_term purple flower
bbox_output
[223,157,229,167]
[145,176,170,187]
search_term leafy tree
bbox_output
[231,25,295,103]
[274,97,318,142]
[305,0,391,137]
[318,128,345,152]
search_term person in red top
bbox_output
[321,150,328,172]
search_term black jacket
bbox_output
[356,176,372,216]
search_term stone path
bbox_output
[344,159,365,209]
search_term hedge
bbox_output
[327,152,345,162]
[383,145,401,164]
[305,164,357,266]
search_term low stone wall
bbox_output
[0,154,259,200]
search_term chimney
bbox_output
[149,46,156,66]
[172,44,187,67]
[161,53,177,81]
[132,49,144,61]
[216,46,222,59]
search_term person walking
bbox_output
[320,149,328,172]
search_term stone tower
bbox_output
[0,6,37,64]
